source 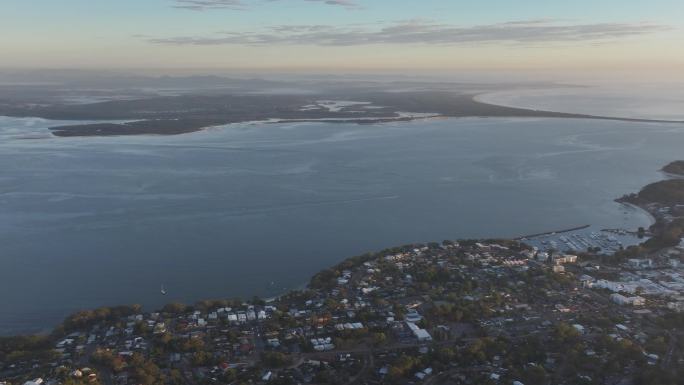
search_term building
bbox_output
[667,301,684,312]
[628,259,653,269]
[406,322,432,342]
[611,293,646,306]
[594,279,635,293]
[579,275,595,287]
[405,309,423,323]
[310,337,335,351]
[555,255,578,264]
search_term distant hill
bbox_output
[663,160,684,176]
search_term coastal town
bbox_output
[4,0,684,383]
[2,162,684,385]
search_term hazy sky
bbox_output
[2,0,683,75]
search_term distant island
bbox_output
[2,162,684,385]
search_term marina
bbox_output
[522,226,645,255]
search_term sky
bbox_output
[1,0,683,77]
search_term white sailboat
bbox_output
[161,284,167,295]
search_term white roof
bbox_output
[414,329,431,340]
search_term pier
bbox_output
[515,224,591,240]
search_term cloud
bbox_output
[304,0,358,7]
[174,0,245,10]
[173,0,358,11]
[149,19,670,46]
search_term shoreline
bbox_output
[472,94,684,125]
[618,201,658,227]
[0,216,649,338]
[2,89,682,138]
[45,99,684,138]
[474,89,684,122]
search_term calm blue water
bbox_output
[1,115,683,335]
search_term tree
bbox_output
[130,353,165,385]
[553,322,580,348]
[372,332,387,346]
[260,351,292,368]
[162,302,187,314]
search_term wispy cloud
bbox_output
[173,0,359,11]
[174,0,245,10]
[150,19,670,46]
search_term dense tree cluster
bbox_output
[0,335,57,364]
[662,160,684,176]
[60,305,141,333]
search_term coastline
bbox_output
[473,89,573,112]
[0,211,655,338]
[48,97,684,138]
[1,115,679,337]
[474,88,684,122]
[618,201,658,227]
[1,88,681,138]
[472,94,684,125]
